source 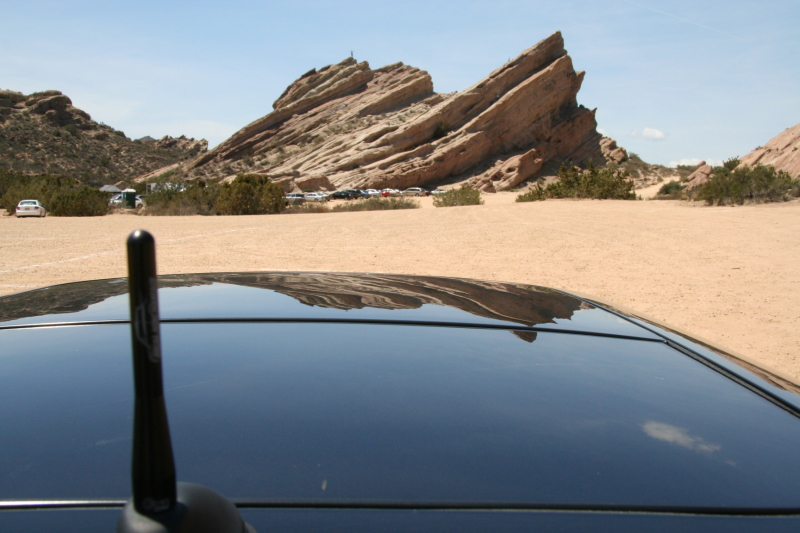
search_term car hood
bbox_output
[2,273,800,511]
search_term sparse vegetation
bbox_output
[283,202,331,214]
[516,162,636,202]
[431,122,449,141]
[655,180,685,199]
[49,185,109,216]
[332,197,420,211]
[216,174,286,215]
[432,184,484,207]
[695,160,799,206]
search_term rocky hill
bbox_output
[179,32,627,193]
[739,122,800,178]
[0,89,207,186]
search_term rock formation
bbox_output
[685,161,713,190]
[739,122,800,178]
[0,89,208,185]
[183,32,626,192]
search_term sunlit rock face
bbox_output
[184,32,626,192]
[739,122,800,178]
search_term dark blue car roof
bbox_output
[1,272,800,515]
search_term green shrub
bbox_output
[143,181,220,216]
[332,197,420,212]
[113,130,126,138]
[432,122,449,141]
[216,174,286,215]
[50,186,109,216]
[695,163,799,206]
[432,184,484,207]
[64,124,79,137]
[516,162,636,201]
[515,184,547,202]
[656,180,685,199]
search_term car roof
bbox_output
[2,273,800,517]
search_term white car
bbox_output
[403,187,426,196]
[15,199,46,217]
[365,189,381,197]
[304,192,328,202]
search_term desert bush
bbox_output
[216,174,286,215]
[515,184,548,202]
[516,162,636,201]
[49,186,109,216]
[431,122,449,141]
[283,202,331,214]
[332,197,420,212]
[656,180,685,199]
[432,184,484,207]
[143,180,220,216]
[695,162,799,206]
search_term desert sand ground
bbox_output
[2,194,799,383]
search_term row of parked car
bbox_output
[285,187,445,203]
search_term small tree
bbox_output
[216,174,286,215]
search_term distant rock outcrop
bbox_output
[0,89,208,186]
[739,122,800,178]
[685,161,713,190]
[184,32,626,192]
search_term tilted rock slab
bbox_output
[739,122,800,178]
[186,32,625,192]
[685,162,713,190]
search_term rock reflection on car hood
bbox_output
[0,272,649,338]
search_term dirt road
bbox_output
[2,194,798,381]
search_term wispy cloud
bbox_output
[630,127,666,141]
[622,0,749,42]
[642,421,721,454]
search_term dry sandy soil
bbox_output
[2,194,799,383]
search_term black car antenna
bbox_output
[116,229,254,533]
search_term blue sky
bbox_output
[3,0,798,166]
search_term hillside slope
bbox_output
[0,89,207,186]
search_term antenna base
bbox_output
[116,482,254,533]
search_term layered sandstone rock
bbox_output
[685,162,713,190]
[184,32,625,191]
[739,122,800,178]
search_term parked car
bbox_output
[331,189,360,200]
[135,195,144,208]
[365,189,381,197]
[2,256,800,530]
[14,199,47,217]
[109,194,122,206]
[403,187,426,196]
[284,193,306,204]
[431,188,447,195]
[304,192,329,202]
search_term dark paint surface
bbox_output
[2,508,800,533]
[0,273,659,339]
[2,322,800,508]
